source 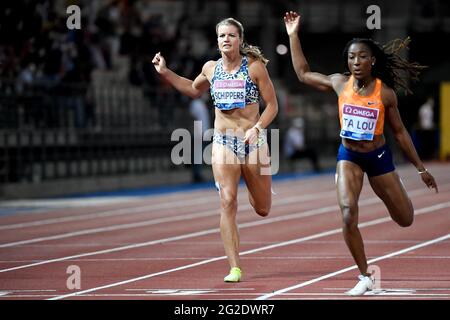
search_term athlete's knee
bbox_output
[392,202,414,227]
[398,218,413,227]
[340,203,358,229]
[220,192,237,212]
[254,204,270,217]
[396,213,414,227]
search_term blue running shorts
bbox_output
[337,143,395,177]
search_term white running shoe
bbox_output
[346,275,374,296]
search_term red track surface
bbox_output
[0,163,449,300]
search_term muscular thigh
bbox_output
[336,160,364,210]
[241,143,272,207]
[368,171,413,218]
[212,143,242,198]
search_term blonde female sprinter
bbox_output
[152,17,278,282]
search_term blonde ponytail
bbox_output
[241,42,269,65]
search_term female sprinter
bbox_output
[284,11,438,295]
[152,18,278,283]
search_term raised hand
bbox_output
[152,52,167,74]
[284,11,301,36]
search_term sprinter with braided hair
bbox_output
[284,11,438,296]
[342,37,426,94]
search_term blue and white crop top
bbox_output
[210,56,260,111]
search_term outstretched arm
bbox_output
[384,89,438,193]
[284,11,342,92]
[152,52,211,98]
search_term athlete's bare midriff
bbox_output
[342,134,386,153]
[214,103,260,137]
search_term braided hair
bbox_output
[342,37,426,94]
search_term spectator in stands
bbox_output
[418,96,434,131]
[152,17,278,283]
[415,96,436,159]
[284,116,321,172]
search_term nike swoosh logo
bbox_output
[378,151,385,158]
[368,101,376,105]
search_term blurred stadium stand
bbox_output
[0,0,448,199]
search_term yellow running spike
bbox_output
[224,267,242,282]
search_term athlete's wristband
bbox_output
[418,168,428,175]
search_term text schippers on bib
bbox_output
[213,78,246,110]
[210,56,260,111]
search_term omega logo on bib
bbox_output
[213,79,245,109]
[340,103,379,141]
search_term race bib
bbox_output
[213,79,245,110]
[340,103,379,141]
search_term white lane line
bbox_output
[4,294,450,299]
[3,254,449,264]
[0,197,140,208]
[0,183,443,248]
[0,196,383,272]
[3,169,446,231]
[73,293,450,297]
[0,189,446,273]
[7,239,449,247]
[0,184,274,209]
[0,190,338,248]
[47,201,450,300]
[273,297,450,300]
[0,289,57,292]
[125,288,255,291]
[0,194,221,231]
[0,228,220,273]
[0,188,336,231]
[325,287,450,291]
[0,186,260,230]
[0,289,57,297]
[255,233,450,300]
[0,209,219,248]
[0,177,336,230]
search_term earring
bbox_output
[372,62,375,66]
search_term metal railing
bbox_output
[0,78,185,185]
[0,75,342,191]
